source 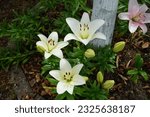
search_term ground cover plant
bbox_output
[0,0,150,100]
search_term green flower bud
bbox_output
[113,41,125,53]
[102,80,115,90]
[84,49,95,58]
[37,45,45,53]
[97,71,103,84]
[83,76,89,81]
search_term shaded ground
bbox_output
[0,70,16,99]
[0,0,38,99]
[0,0,150,100]
[0,0,37,22]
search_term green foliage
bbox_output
[55,92,75,100]
[135,54,143,69]
[79,81,108,100]
[41,56,60,76]
[93,45,116,73]
[0,0,91,69]
[139,0,150,5]
[0,47,36,69]
[116,0,128,36]
[64,44,116,74]
[127,54,148,83]
[46,77,58,86]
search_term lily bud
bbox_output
[97,71,103,84]
[36,45,45,53]
[84,49,95,58]
[102,80,115,90]
[113,41,125,53]
[83,76,89,81]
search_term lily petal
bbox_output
[60,59,72,71]
[89,19,105,36]
[72,64,83,74]
[118,12,130,20]
[66,18,80,39]
[144,13,150,23]
[37,34,47,43]
[72,75,86,85]
[36,41,48,51]
[64,33,78,42]
[139,4,148,13]
[57,82,67,94]
[48,31,58,42]
[57,41,69,49]
[49,70,61,81]
[129,20,139,33]
[44,51,52,59]
[128,0,139,15]
[93,32,106,40]
[80,39,91,45]
[139,24,147,34]
[67,84,74,95]
[81,12,90,24]
[66,85,74,94]
[51,49,63,59]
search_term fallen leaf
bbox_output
[142,42,149,49]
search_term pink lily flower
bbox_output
[118,0,150,34]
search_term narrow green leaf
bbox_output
[135,54,143,69]
[127,69,138,75]
[55,94,66,100]
[130,75,138,83]
[46,77,58,85]
[66,94,74,100]
[139,70,149,81]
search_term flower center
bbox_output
[63,72,73,82]
[47,39,56,51]
[132,13,145,22]
[79,23,89,39]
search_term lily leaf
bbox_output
[135,54,143,69]
[139,70,149,81]
[46,77,58,85]
[127,69,138,75]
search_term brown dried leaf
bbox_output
[142,42,149,49]
[126,59,132,68]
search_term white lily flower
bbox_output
[36,32,68,59]
[49,59,86,94]
[64,12,106,45]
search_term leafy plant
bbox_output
[127,54,148,83]
[79,81,108,100]
[93,45,116,73]
[0,0,91,69]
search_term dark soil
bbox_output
[0,70,17,99]
[0,0,38,22]
[0,0,150,100]
[0,0,38,99]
